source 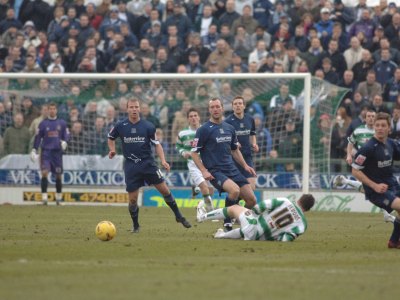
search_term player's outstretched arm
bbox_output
[108,139,116,159]
[154,143,170,172]
[231,149,256,176]
[276,232,296,242]
[252,199,274,214]
[250,135,259,153]
[191,151,214,180]
[346,142,354,165]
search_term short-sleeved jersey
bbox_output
[348,124,374,151]
[352,136,400,194]
[107,118,159,163]
[250,197,307,241]
[33,118,69,151]
[192,120,239,172]
[176,127,196,161]
[224,113,256,157]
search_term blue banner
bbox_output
[1,169,392,189]
[0,169,125,186]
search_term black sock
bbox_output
[128,203,139,228]
[164,194,182,219]
[224,197,237,225]
[56,178,62,193]
[390,217,400,242]
[41,177,48,193]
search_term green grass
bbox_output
[0,205,399,300]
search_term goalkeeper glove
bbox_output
[30,149,39,162]
[61,140,68,151]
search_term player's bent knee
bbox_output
[230,188,240,199]
[228,205,247,218]
[244,198,256,208]
[128,190,139,205]
[155,182,170,196]
[129,198,138,205]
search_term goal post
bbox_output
[0,72,348,196]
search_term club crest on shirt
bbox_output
[355,154,366,165]
[219,128,224,134]
[131,128,136,133]
[57,125,61,131]
[384,149,389,156]
[240,123,244,128]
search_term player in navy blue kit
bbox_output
[352,112,400,249]
[191,97,258,231]
[225,96,259,190]
[31,103,69,205]
[108,98,191,233]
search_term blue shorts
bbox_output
[210,168,249,193]
[40,149,63,175]
[124,160,164,192]
[366,187,400,213]
[234,157,255,179]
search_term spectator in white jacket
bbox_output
[248,40,268,69]
[344,36,365,70]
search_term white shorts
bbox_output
[238,210,258,241]
[187,160,211,187]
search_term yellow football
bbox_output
[95,221,116,241]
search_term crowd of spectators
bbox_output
[1,0,400,172]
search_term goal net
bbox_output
[0,73,348,195]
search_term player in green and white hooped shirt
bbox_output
[337,109,376,191]
[346,108,376,165]
[334,109,395,223]
[176,107,214,211]
[197,195,315,241]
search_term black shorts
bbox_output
[124,160,164,192]
[210,168,249,193]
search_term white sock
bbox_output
[204,195,213,211]
[205,208,227,221]
[345,178,362,189]
[42,193,48,202]
[221,228,242,239]
[383,210,395,223]
[56,193,62,201]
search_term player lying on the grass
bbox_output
[333,109,395,223]
[197,194,315,241]
[351,112,400,249]
[176,107,214,212]
[108,98,191,233]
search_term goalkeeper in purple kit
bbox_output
[31,103,69,205]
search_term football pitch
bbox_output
[0,205,399,300]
